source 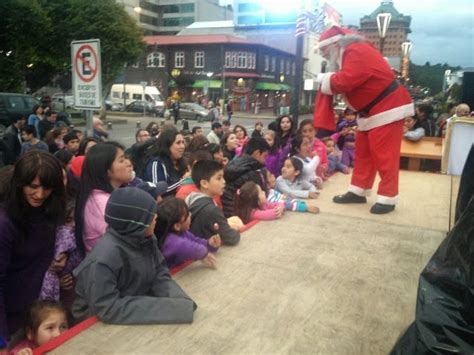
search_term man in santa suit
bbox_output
[314,26,414,214]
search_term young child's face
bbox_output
[29,311,68,346]
[281,159,299,181]
[66,139,80,154]
[255,124,263,132]
[344,112,356,122]
[205,169,226,196]
[325,140,335,154]
[300,123,316,140]
[280,117,292,133]
[266,171,276,188]
[212,150,225,164]
[264,133,274,148]
[257,185,266,207]
[193,128,203,137]
[225,134,238,150]
[297,137,312,157]
[404,116,416,130]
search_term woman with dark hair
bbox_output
[0,151,66,340]
[142,127,186,196]
[220,132,238,163]
[74,142,133,253]
[233,124,249,156]
[77,137,99,156]
[275,115,296,152]
[45,127,68,154]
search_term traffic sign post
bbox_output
[71,39,102,136]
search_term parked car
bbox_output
[51,95,74,110]
[0,93,39,138]
[179,102,210,121]
[126,100,156,115]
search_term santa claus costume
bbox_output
[314,26,414,214]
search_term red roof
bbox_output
[144,35,293,55]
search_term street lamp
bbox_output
[376,13,392,55]
[401,41,412,83]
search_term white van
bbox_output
[110,84,165,116]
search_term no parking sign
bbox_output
[71,39,102,109]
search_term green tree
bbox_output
[0,0,53,92]
[0,0,144,94]
[409,62,461,96]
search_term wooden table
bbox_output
[400,137,443,171]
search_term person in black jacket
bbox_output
[414,103,436,137]
[2,114,26,165]
[221,137,270,217]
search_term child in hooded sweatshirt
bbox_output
[155,197,221,269]
[276,157,320,200]
[266,170,319,214]
[186,160,240,246]
[234,181,285,224]
[72,187,196,325]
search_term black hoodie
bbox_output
[221,154,267,217]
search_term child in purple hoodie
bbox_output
[264,130,287,177]
[155,197,221,269]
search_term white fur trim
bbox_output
[376,194,399,205]
[357,103,415,131]
[348,184,372,197]
[318,34,343,49]
[320,73,334,95]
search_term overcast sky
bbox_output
[221,0,473,68]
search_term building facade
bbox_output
[123,35,296,112]
[358,0,411,58]
[118,0,232,35]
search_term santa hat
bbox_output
[318,26,355,49]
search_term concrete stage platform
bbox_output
[51,171,459,354]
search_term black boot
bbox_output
[333,192,367,204]
[370,203,395,214]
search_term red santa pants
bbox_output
[348,119,404,205]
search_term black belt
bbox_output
[358,80,400,117]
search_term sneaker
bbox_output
[333,192,367,204]
[370,203,395,214]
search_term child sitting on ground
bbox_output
[10,300,68,355]
[266,170,319,214]
[186,160,240,246]
[291,135,322,189]
[276,157,320,200]
[155,197,221,269]
[73,187,196,325]
[234,181,285,224]
[322,137,349,175]
[263,130,286,178]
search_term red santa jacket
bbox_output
[319,41,414,131]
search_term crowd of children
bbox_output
[0,109,358,353]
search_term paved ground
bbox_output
[50,171,456,355]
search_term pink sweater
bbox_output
[83,189,110,252]
[250,202,283,221]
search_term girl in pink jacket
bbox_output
[298,119,329,180]
[233,181,285,224]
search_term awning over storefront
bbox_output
[255,82,291,91]
[189,80,222,89]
